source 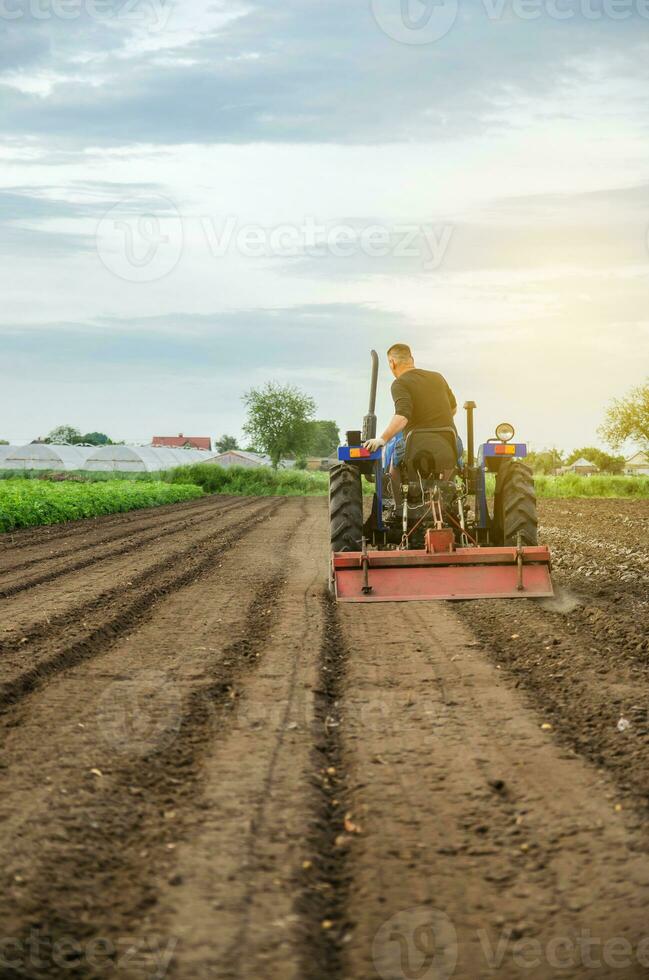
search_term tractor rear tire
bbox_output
[329,463,363,553]
[493,461,538,546]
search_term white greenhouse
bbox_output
[84,445,218,472]
[0,443,218,473]
[0,443,94,471]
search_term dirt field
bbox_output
[0,495,648,980]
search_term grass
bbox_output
[165,463,332,496]
[0,480,204,533]
[532,473,649,498]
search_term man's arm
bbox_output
[364,413,407,453]
[381,413,408,443]
[364,377,412,452]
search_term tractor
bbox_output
[329,351,553,601]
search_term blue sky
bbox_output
[1,0,648,449]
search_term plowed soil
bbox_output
[0,495,648,980]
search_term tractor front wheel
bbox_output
[493,460,538,546]
[329,463,363,553]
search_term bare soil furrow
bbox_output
[0,504,301,979]
[296,593,352,980]
[0,494,228,554]
[0,496,243,578]
[151,501,326,980]
[339,598,649,980]
[456,583,649,809]
[0,495,647,980]
[0,496,265,658]
[0,498,252,599]
[0,500,280,710]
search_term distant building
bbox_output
[206,450,296,469]
[306,457,332,472]
[624,451,649,476]
[152,433,212,451]
[562,457,599,476]
[207,450,270,468]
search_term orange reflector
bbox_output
[495,444,516,454]
[350,448,370,458]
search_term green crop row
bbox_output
[0,480,204,533]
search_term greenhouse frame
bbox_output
[0,444,219,473]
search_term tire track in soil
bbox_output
[154,501,327,980]
[0,498,252,599]
[337,599,649,979]
[296,593,351,980]
[0,503,300,980]
[219,561,320,976]
[0,496,263,642]
[0,499,280,711]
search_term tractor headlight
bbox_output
[495,422,515,443]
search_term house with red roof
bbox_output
[152,433,212,451]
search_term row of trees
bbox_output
[527,381,648,474]
[526,447,626,475]
[44,426,114,446]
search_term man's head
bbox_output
[387,343,415,378]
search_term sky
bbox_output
[1,0,648,452]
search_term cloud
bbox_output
[0,181,174,254]
[1,0,648,145]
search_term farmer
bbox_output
[363,343,460,499]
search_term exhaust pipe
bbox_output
[362,349,379,441]
[464,400,476,469]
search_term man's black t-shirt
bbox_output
[391,369,457,434]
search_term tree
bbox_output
[306,420,340,457]
[242,383,316,468]
[45,425,81,445]
[0,439,8,445]
[599,380,649,452]
[566,447,625,474]
[525,448,564,475]
[80,432,110,445]
[215,434,239,454]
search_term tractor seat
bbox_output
[401,427,458,483]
